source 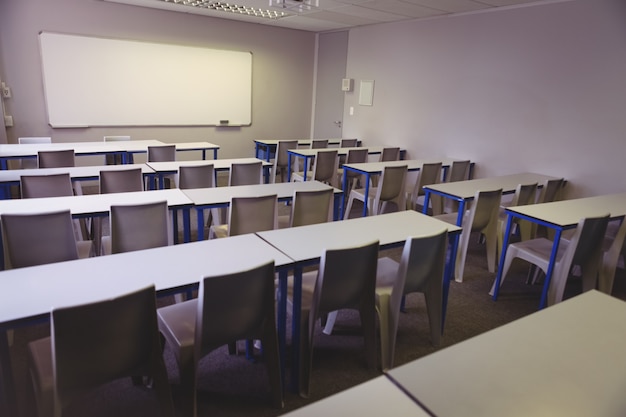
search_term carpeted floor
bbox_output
[8,200,626,417]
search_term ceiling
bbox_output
[102,0,562,33]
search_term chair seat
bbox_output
[157,299,198,354]
[209,224,229,239]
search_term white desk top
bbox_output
[387,291,626,417]
[343,158,460,174]
[0,234,293,327]
[172,141,220,151]
[424,172,561,200]
[182,180,341,206]
[0,188,191,216]
[281,375,430,417]
[289,146,388,157]
[0,140,165,158]
[257,210,461,264]
[506,192,626,228]
[0,163,154,184]
[254,139,346,146]
[146,158,271,173]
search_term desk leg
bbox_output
[172,209,179,244]
[276,269,288,391]
[492,215,514,300]
[422,191,431,214]
[361,175,370,217]
[290,267,303,393]
[442,232,459,332]
[341,170,348,218]
[455,200,466,226]
[0,329,17,417]
[196,208,205,241]
[302,158,309,181]
[287,155,293,182]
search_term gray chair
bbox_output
[27,285,174,417]
[103,135,132,164]
[406,162,443,213]
[344,164,408,218]
[147,145,177,188]
[178,164,219,233]
[37,150,75,169]
[99,167,144,194]
[1,210,91,269]
[18,137,52,169]
[337,148,368,195]
[292,150,339,188]
[289,240,379,397]
[278,188,334,229]
[209,194,278,239]
[272,140,298,183]
[157,261,283,417]
[229,160,264,186]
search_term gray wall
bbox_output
[342,0,626,198]
[0,0,316,159]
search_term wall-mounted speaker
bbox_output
[341,78,353,92]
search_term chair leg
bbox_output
[376,295,393,371]
[261,326,284,409]
[322,311,338,335]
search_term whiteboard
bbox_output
[39,32,252,127]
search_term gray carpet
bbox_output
[8,202,626,417]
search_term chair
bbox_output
[99,167,144,194]
[491,213,610,306]
[441,160,471,214]
[18,137,52,169]
[178,164,220,232]
[339,138,358,148]
[19,173,92,250]
[435,188,502,282]
[103,135,132,164]
[598,217,626,294]
[379,147,400,162]
[27,285,174,417]
[147,145,177,188]
[343,164,407,219]
[157,261,283,417]
[1,210,92,269]
[310,139,329,149]
[337,148,368,195]
[292,150,339,188]
[229,160,264,186]
[289,240,379,397]
[101,200,171,255]
[278,188,334,229]
[533,177,566,239]
[496,182,538,261]
[37,150,75,169]
[271,140,298,183]
[406,162,443,214]
[208,194,278,239]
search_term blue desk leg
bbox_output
[361,175,371,217]
[196,208,205,241]
[290,267,303,392]
[492,214,514,301]
[442,232,460,332]
[539,229,562,309]
[287,155,293,182]
[422,191,431,214]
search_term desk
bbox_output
[492,192,626,309]
[387,291,626,417]
[341,158,463,218]
[0,233,294,416]
[422,173,561,226]
[182,180,343,240]
[0,189,194,249]
[256,210,461,391]
[146,158,273,188]
[287,146,398,182]
[253,138,350,161]
[280,375,431,417]
[0,140,220,169]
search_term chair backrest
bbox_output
[379,147,400,162]
[344,148,368,166]
[537,177,565,204]
[103,135,131,164]
[447,160,471,182]
[228,194,278,236]
[1,210,78,269]
[290,188,334,227]
[374,164,408,215]
[49,285,174,415]
[38,149,75,168]
[110,200,171,253]
[103,135,131,142]
[511,182,538,206]
[18,137,52,144]
[147,145,176,162]
[340,138,358,148]
[20,173,74,199]
[311,150,339,186]
[178,164,215,189]
[273,140,299,183]
[412,162,443,200]
[550,214,610,304]
[310,139,329,149]
[600,216,626,293]
[196,261,276,354]
[467,188,503,233]
[229,161,263,186]
[99,168,144,193]
[310,240,380,335]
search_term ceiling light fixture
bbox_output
[161,0,289,19]
[268,0,318,13]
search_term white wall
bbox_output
[0,0,316,159]
[342,0,626,198]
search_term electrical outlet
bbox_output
[1,82,11,98]
[4,115,13,127]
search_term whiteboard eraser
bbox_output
[219,120,229,125]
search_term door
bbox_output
[313,31,348,138]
